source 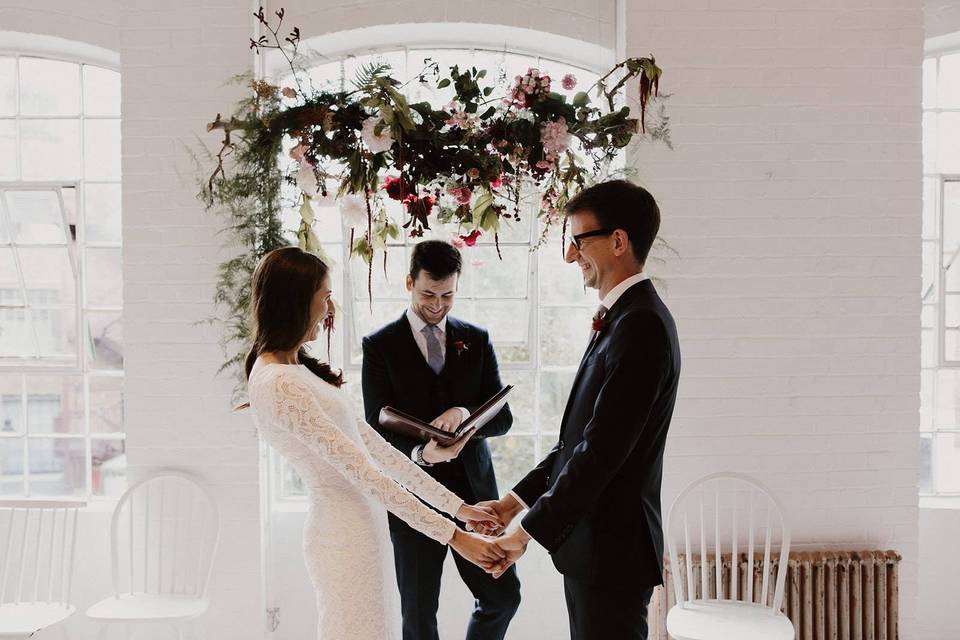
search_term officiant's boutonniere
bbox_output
[453,340,469,356]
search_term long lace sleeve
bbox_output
[357,418,464,516]
[254,373,457,544]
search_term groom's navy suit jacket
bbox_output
[514,279,680,588]
[362,313,512,512]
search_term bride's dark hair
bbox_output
[244,246,343,387]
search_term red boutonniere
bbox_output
[591,316,606,333]
[453,340,469,356]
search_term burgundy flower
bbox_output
[382,175,407,201]
[404,193,435,216]
[453,340,469,355]
[460,229,482,246]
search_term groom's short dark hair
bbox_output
[410,240,462,281]
[565,179,660,266]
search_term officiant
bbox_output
[361,239,520,640]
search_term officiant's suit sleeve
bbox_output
[520,310,672,553]
[362,334,420,458]
[470,328,513,440]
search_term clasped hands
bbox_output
[453,494,529,578]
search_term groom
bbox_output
[484,180,681,639]
[362,240,521,640]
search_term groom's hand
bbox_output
[472,494,524,535]
[449,529,506,570]
[457,503,504,534]
[490,527,530,578]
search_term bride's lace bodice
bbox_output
[247,362,462,544]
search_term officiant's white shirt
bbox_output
[509,271,649,518]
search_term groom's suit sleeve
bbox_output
[519,311,672,553]
[362,334,420,458]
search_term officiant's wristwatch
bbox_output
[413,444,433,467]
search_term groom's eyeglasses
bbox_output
[569,228,615,251]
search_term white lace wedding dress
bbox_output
[248,361,464,639]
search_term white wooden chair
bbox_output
[86,471,220,639]
[665,472,795,640]
[0,498,85,639]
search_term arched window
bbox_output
[268,29,615,498]
[922,34,960,498]
[0,36,124,498]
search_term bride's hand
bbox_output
[456,503,504,535]
[449,529,506,570]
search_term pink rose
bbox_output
[562,74,577,90]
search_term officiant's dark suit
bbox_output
[362,241,520,640]
[512,180,681,640]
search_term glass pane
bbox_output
[84,183,122,243]
[87,310,123,370]
[0,377,23,434]
[931,432,960,493]
[83,119,121,181]
[920,434,932,493]
[0,248,23,303]
[0,438,25,494]
[539,241,592,304]
[85,247,122,306]
[25,376,83,434]
[0,57,15,115]
[33,307,77,358]
[921,369,934,430]
[939,53,960,109]
[472,300,529,345]
[89,376,123,433]
[490,205,533,243]
[91,438,125,496]
[938,113,960,174]
[487,435,534,495]
[923,112,937,174]
[540,306,593,366]
[500,370,534,434]
[922,326,937,369]
[82,65,120,116]
[946,181,960,251]
[923,178,937,239]
[923,242,938,302]
[464,246,529,298]
[538,370,576,434]
[4,190,66,244]
[350,246,407,300]
[0,307,33,357]
[28,437,85,496]
[0,121,15,180]
[349,300,408,364]
[18,58,80,116]
[922,57,937,109]
[20,119,81,180]
[18,247,75,304]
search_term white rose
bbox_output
[339,193,369,229]
[360,117,394,155]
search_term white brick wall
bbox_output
[3,0,930,638]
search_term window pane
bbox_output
[348,300,408,364]
[20,119,81,180]
[84,183,122,243]
[18,247,75,304]
[922,326,937,368]
[931,432,960,493]
[4,190,66,244]
[33,307,77,358]
[0,307,33,357]
[86,310,123,370]
[89,376,122,433]
[923,242,938,302]
[0,121,15,180]
[351,246,406,300]
[91,437,125,496]
[920,434,933,493]
[487,435,534,494]
[82,65,120,116]
[539,370,576,434]
[923,112,937,174]
[938,113,960,174]
[540,306,592,366]
[501,370,534,434]
[923,178,938,239]
[921,369,934,430]
[25,376,83,434]
[464,246,529,298]
[539,241,592,304]
[0,58,15,115]
[83,119,121,181]
[18,58,80,116]
[85,247,122,306]
[0,438,25,494]
[923,57,937,109]
[472,299,529,344]
[0,378,23,434]
[938,53,960,109]
[28,437,85,496]
[0,249,23,303]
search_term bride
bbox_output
[246,247,506,639]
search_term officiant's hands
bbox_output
[421,432,470,464]
[489,527,530,579]
[449,528,506,570]
[456,503,504,535]
[429,407,465,433]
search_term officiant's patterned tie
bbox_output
[422,324,444,374]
